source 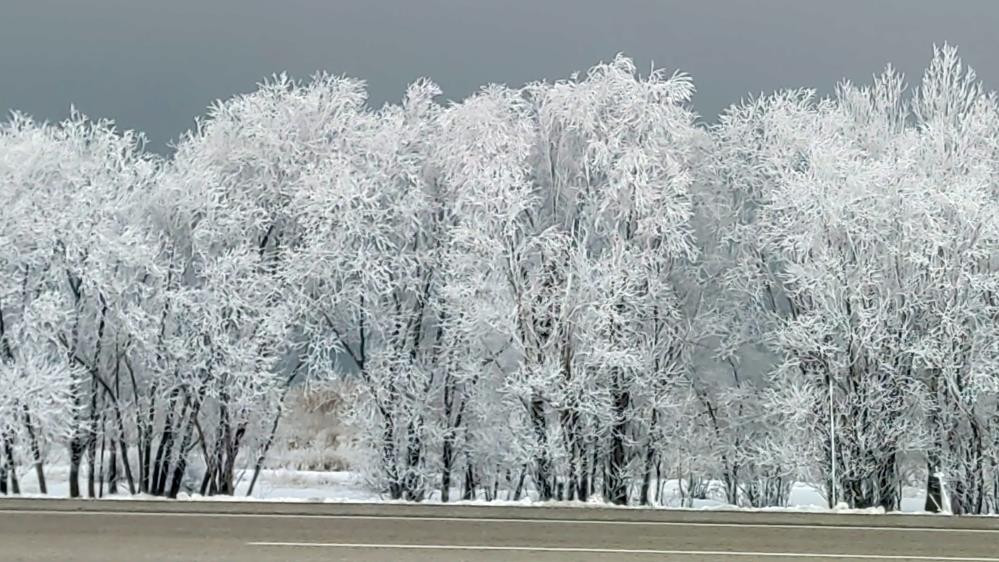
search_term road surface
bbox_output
[1,499,998,561]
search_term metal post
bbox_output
[829,375,837,508]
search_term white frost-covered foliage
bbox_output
[712,45,999,512]
[1,48,999,513]
[0,111,158,496]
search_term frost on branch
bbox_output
[1,49,998,512]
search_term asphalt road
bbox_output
[1,499,999,561]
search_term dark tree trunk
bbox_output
[98,429,106,498]
[439,374,460,504]
[117,438,135,495]
[220,423,246,495]
[22,407,47,495]
[577,441,591,502]
[402,419,424,502]
[606,386,631,505]
[513,467,527,502]
[107,446,118,495]
[68,438,84,498]
[656,460,666,504]
[154,445,172,495]
[217,402,233,495]
[591,445,600,500]
[968,418,986,515]
[137,384,158,494]
[560,407,581,502]
[558,343,580,502]
[167,414,198,499]
[4,442,19,495]
[875,455,898,512]
[152,389,181,496]
[379,405,402,500]
[640,410,659,506]
[440,436,453,503]
[1,439,14,494]
[247,403,285,497]
[462,452,475,501]
[205,409,226,496]
[529,396,553,501]
[136,426,147,494]
[86,423,98,498]
[925,468,945,513]
[640,447,655,506]
[200,468,212,496]
[102,397,134,495]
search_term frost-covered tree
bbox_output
[144,74,346,497]
[904,46,999,514]
[285,76,447,501]
[0,111,159,497]
[426,84,535,502]
[506,55,702,504]
[714,81,924,510]
[712,46,999,512]
[2,46,999,512]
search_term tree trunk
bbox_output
[440,435,453,503]
[217,402,234,495]
[22,406,47,495]
[591,445,600,500]
[640,446,656,506]
[118,438,135,495]
[137,424,148,493]
[578,440,591,502]
[513,467,526,501]
[220,424,246,496]
[98,428,106,498]
[462,452,476,501]
[107,434,118,495]
[379,406,402,500]
[875,455,898,512]
[402,419,424,502]
[529,396,553,501]
[102,395,135,494]
[606,386,631,505]
[4,442,19,495]
[137,383,159,494]
[560,407,581,502]
[68,438,84,498]
[247,405,284,497]
[1,439,12,494]
[167,413,198,499]
[640,410,659,506]
[86,429,98,498]
[656,460,665,505]
[152,389,181,496]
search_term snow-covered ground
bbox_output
[6,465,929,513]
[8,466,378,503]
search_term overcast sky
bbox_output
[2,0,997,151]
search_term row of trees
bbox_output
[1,47,998,513]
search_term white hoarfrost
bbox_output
[1,47,998,515]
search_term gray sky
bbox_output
[2,0,997,151]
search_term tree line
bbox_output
[1,46,997,513]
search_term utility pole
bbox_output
[829,374,837,508]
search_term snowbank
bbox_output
[3,466,934,515]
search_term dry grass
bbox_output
[265,382,360,471]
